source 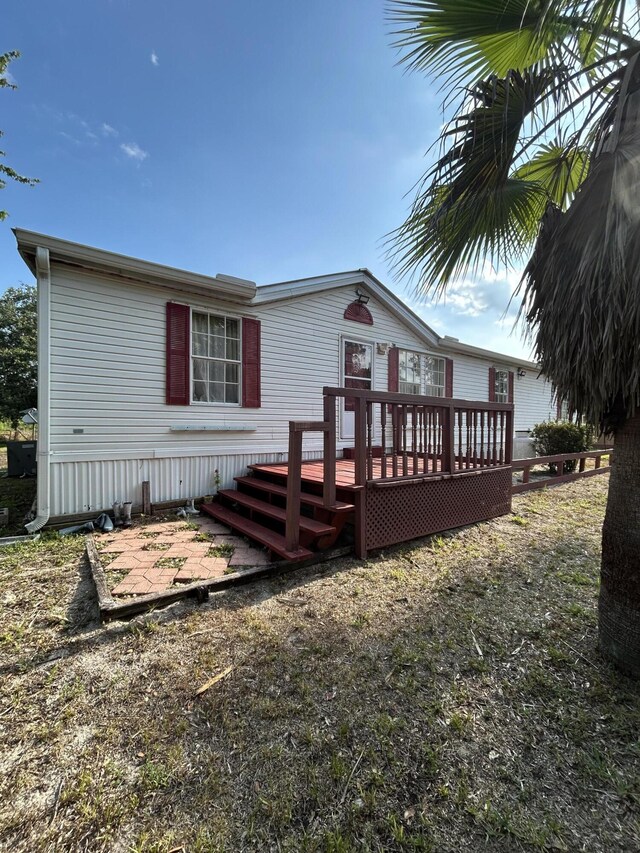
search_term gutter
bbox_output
[25,246,51,533]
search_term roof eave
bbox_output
[438,336,540,371]
[13,229,257,301]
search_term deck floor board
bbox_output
[250,455,452,490]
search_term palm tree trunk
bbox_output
[599,412,640,677]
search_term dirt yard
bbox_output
[0,475,638,852]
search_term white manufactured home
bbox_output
[15,230,557,548]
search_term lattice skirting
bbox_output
[364,467,512,551]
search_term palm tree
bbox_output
[388,0,640,677]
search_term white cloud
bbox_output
[102,122,118,137]
[120,142,148,162]
[151,51,159,66]
[432,281,489,317]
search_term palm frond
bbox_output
[387,0,622,81]
[521,71,640,428]
[513,141,590,207]
[389,69,569,293]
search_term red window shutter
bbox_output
[166,302,190,406]
[488,367,497,402]
[445,358,454,397]
[388,347,399,393]
[242,317,261,408]
[508,371,515,404]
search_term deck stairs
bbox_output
[200,465,354,562]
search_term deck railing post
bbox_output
[354,396,367,486]
[505,406,514,465]
[286,423,302,552]
[323,394,336,508]
[443,404,455,474]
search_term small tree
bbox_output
[1,51,38,220]
[0,284,37,429]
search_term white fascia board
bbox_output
[13,229,257,302]
[438,336,541,371]
[254,269,441,348]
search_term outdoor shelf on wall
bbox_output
[169,425,257,432]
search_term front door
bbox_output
[341,338,373,440]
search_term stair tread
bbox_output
[218,490,336,536]
[235,476,354,512]
[200,503,313,562]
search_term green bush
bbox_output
[530,421,593,473]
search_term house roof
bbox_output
[256,269,540,370]
[254,268,442,348]
[13,229,257,302]
[14,228,540,370]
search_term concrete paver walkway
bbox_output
[97,516,270,596]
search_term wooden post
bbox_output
[354,397,367,486]
[286,424,302,552]
[141,481,151,515]
[594,454,601,470]
[323,394,336,508]
[505,408,514,465]
[443,404,455,474]
[579,456,586,473]
[522,465,530,484]
[354,491,367,559]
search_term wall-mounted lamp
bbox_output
[517,369,526,378]
[355,288,370,305]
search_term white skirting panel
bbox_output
[49,449,323,517]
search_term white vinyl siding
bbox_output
[47,265,556,515]
[48,269,428,460]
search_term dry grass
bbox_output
[0,475,639,852]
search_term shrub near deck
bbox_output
[0,476,639,852]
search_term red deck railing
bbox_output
[285,388,514,551]
[512,449,612,493]
[323,387,514,485]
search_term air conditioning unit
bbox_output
[6,441,37,477]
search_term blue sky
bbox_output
[3,0,531,359]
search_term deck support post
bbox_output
[323,394,336,508]
[354,491,367,559]
[286,425,302,552]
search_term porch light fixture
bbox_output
[518,369,526,378]
[355,288,370,305]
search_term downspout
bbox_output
[25,246,51,533]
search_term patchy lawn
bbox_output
[0,475,638,852]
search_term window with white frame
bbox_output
[399,350,446,397]
[494,369,509,404]
[192,311,241,403]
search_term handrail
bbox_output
[285,408,336,552]
[511,449,612,468]
[324,387,514,488]
[512,448,613,493]
[323,386,513,412]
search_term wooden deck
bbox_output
[250,455,446,491]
